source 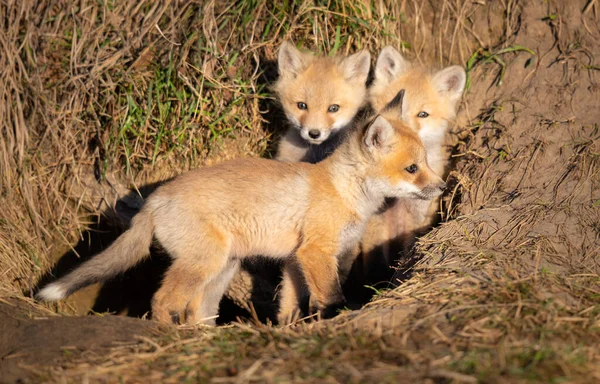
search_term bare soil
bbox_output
[0,300,157,383]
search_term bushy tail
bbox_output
[37,209,155,301]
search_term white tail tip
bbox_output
[37,283,67,301]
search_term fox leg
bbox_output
[337,243,360,285]
[277,261,307,325]
[152,224,231,325]
[295,242,345,317]
[184,259,240,325]
[276,130,309,163]
[151,262,206,324]
[279,242,360,324]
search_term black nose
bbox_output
[439,182,447,192]
[308,129,321,139]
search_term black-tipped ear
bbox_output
[341,49,371,83]
[364,115,395,152]
[383,89,405,114]
[375,46,409,83]
[432,65,466,105]
[278,41,309,78]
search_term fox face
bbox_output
[369,46,466,151]
[274,42,371,145]
[362,113,446,201]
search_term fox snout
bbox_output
[417,180,446,200]
[308,129,322,140]
[300,127,330,144]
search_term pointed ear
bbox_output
[432,65,466,105]
[278,41,309,78]
[375,46,409,84]
[363,115,395,152]
[341,49,371,84]
[383,89,405,114]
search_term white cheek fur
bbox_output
[418,120,448,149]
[331,116,352,130]
[395,180,422,196]
[366,177,421,200]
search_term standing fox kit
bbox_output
[274,41,371,163]
[360,46,466,273]
[38,115,446,325]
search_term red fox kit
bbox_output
[361,46,466,276]
[276,93,447,323]
[274,41,371,163]
[38,115,446,325]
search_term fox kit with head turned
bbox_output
[276,102,446,324]
[274,41,371,163]
[38,115,445,326]
[360,46,466,278]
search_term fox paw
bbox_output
[310,300,347,320]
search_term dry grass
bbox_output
[1,0,599,382]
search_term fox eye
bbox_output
[405,164,418,174]
[327,104,340,113]
[297,102,308,110]
[417,111,429,118]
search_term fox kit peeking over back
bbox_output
[38,115,445,326]
[369,46,465,176]
[274,41,371,163]
[360,46,466,276]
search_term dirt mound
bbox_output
[0,300,156,383]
